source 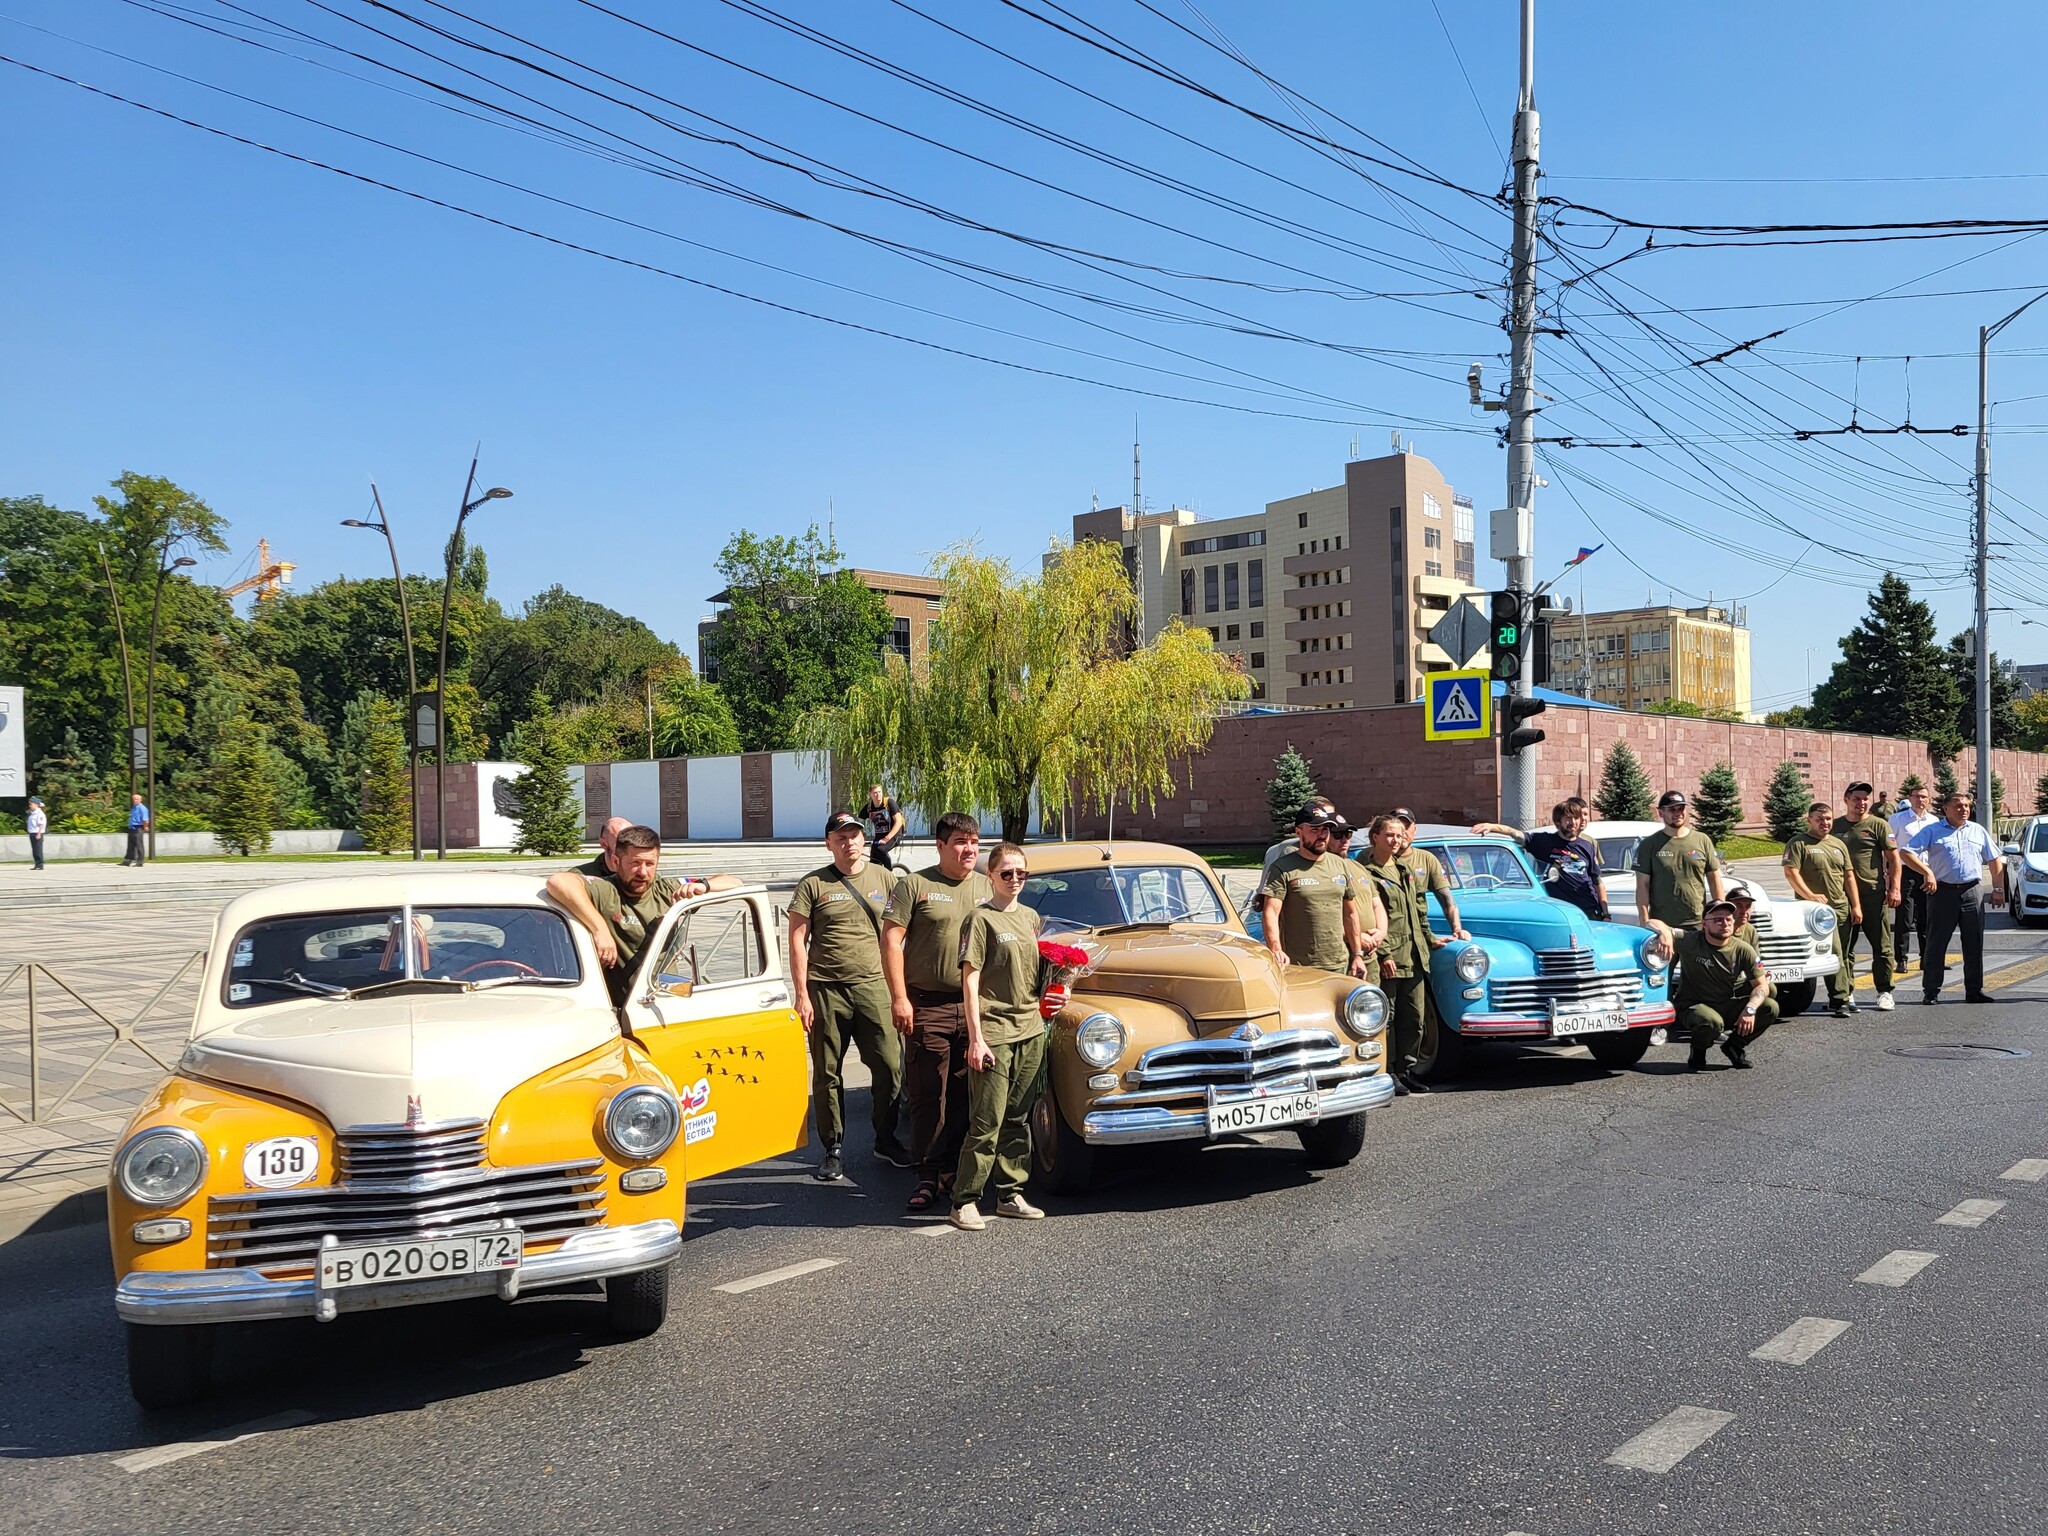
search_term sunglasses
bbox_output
[993,868,1029,881]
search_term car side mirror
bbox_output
[2002,844,2021,858]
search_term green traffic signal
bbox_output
[1496,623,1520,648]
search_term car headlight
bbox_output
[1642,944,1669,974]
[1075,1012,1127,1068]
[1341,985,1387,1039]
[603,1086,680,1161]
[115,1127,207,1208]
[1454,945,1490,984]
[2026,867,2048,884]
[1806,906,1837,938]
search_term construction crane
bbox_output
[220,538,297,602]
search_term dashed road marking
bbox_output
[713,1257,842,1295]
[1750,1316,1851,1365]
[1937,1198,2007,1228]
[908,1221,958,1237]
[2000,1158,2048,1182]
[1605,1406,1734,1473]
[1855,1250,1938,1287]
[114,1410,316,1473]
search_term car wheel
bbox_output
[1028,1088,1095,1194]
[1416,1013,1472,1083]
[604,1262,672,1337]
[1297,1112,1368,1168]
[126,1322,214,1410]
[1776,979,1817,1018]
[1584,1030,1652,1069]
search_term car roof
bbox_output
[1013,840,1213,876]
[211,871,561,931]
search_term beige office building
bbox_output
[1548,604,1752,716]
[1070,447,1481,708]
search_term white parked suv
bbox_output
[2001,816,2048,927]
[1587,820,1843,1017]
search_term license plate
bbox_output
[1552,1009,1627,1037]
[1766,966,1805,983]
[1208,1089,1321,1136]
[317,1229,522,1292]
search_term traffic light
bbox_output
[1503,695,1548,759]
[1530,600,1570,690]
[1489,591,1527,682]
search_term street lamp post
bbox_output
[432,459,512,859]
[343,485,422,860]
[143,549,197,860]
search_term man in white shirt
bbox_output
[1898,792,2005,1004]
[25,795,47,871]
[1889,784,1938,973]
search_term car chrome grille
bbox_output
[1095,1028,1369,1110]
[1754,933,1813,967]
[1487,971,1644,1012]
[207,1118,608,1267]
[1535,947,1599,977]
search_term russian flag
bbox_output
[1566,545,1602,566]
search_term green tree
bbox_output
[799,542,1250,842]
[208,715,280,856]
[652,668,741,758]
[1809,574,1961,752]
[356,697,411,854]
[31,727,109,822]
[1266,745,1319,838]
[705,526,893,751]
[1992,773,2007,818]
[1898,771,1926,796]
[1764,760,1811,842]
[1694,761,1743,843]
[2035,774,2048,815]
[506,691,584,856]
[1763,705,1812,728]
[1941,634,2021,749]
[472,585,681,746]
[2016,694,2048,753]
[1934,757,1959,801]
[1594,742,1653,821]
[1642,698,1738,721]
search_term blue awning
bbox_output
[1489,682,1618,710]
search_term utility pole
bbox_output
[1500,0,1542,826]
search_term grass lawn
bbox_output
[1718,834,1782,860]
[1198,845,1268,869]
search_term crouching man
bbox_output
[1673,897,1777,1073]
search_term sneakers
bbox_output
[1398,1072,1433,1095]
[1829,1000,1852,1019]
[813,1144,845,1182]
[995,1194,1045,1220]
[873,1136,915,1169]
[1875,992,1895,1012]
[948,1201,987,1231]
[1719,1040,1751,1070]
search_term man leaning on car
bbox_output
[547,825,736,1002]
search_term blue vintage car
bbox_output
[1247,834,1674,1075]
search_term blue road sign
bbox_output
[1424,668,1492,742]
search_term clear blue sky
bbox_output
[6,1,2048,714]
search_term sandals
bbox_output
[906,1181,942,1213]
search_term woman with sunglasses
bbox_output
[950,842,1055,1230]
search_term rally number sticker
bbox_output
[242,1135,319,1190]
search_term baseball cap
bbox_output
[27,796,41,805]
[1844,780,1874,796]
[1295,804,1341,829]
[1703,898,1737,918]
[823,810,865,836]
[1724,881,1757,904]
[1657,791,1688,810]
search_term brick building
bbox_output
[698,567,944,681]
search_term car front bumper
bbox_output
[1082,1069,1396,1146]
[1453,1001,1676,1041]
[116,1219,682,1327]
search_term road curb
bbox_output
[0,1184,105,1246]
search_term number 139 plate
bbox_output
[318,1230,522,1291]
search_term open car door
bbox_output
[623,890,808,1180]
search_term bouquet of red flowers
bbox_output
[1036,939,1093,1020]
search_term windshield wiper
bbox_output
[343,976,471,1000]
[467,974,578,991]
[238,973,348,998]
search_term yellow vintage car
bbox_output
[108,873,805,1408]
[1016,841,1393,1192]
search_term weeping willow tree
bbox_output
[797,541,1251,841]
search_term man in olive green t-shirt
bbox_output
[1672,901,1775,1071]
[546,825,687,1003]
[789,811,908,1182]
[1833,781,1900,1010]
[1634,790,1723,955]
[1784,801,1862,1017]
[883,811,995,1206]
[1259,804,1378,975]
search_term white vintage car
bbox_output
[1589,821,1841,1016]
[2001,816,2048,926]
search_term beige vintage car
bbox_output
[1017,841,1393,1192]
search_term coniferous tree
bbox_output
[1693,762,1743,844]
[1992,773,2007,818]
[1764,760,1811,843]
[2034,774,2048,816]
[1934,757,1959,801]
[1898,771,1925,796]
[507,691,584,856]
[1941,634,2021,749]
[209,716,279,856]
[1266,745,1319,838]
[357,697,411,854]
[1594,742,1653,821]
[1808,574,1961,752]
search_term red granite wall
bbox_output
[740,753,775,841]
[658,758,690,840]
[418,763,479,849]
[581,762,611,841]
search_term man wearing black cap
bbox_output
[789,811,910,1181]
[1833,782,1901,1012]
[1259,804,1383,976]
[1671,899,1775,1071]
[1634,790,1723,956]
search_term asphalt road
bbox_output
[7,925,2048,1536]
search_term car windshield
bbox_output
[1019,864,1230,928]
[2030,824,2048,853]
[224,905,582,1007]
[1418,842,1537,892]
[1594,836,1640,873]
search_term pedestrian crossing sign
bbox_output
[1424,668,1492,741]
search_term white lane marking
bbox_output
[1855,1250,1938,1287]
[1605,1406,1734,1473]
[115,1410,316,1473]
[2000,1158,2048,1182]
[1937,1198,2007,1228]
[1750,1316,1851,1365]
[909,1221,957,1237]
[713,1257,842,1294]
